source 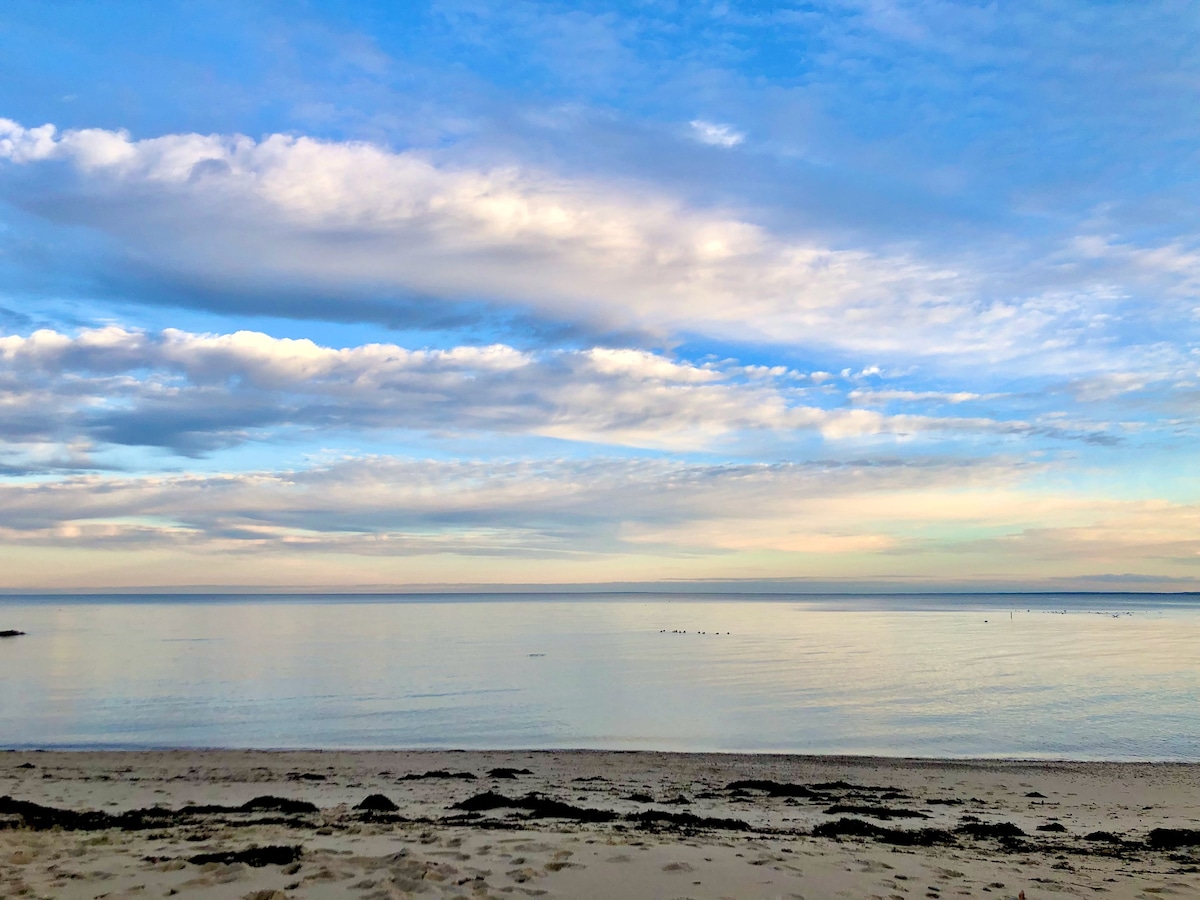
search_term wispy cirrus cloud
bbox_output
[1,456,1196,592]
[0,454,1043,556]
[848,388,990,405]
[689,119,744,148]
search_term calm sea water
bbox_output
[1,593,1197,760]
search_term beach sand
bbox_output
[2,750,1198,899]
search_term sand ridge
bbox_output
[2,750,1198,899]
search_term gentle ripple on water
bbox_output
[0,593,1197,759]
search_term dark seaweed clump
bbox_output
[811,781,901,792]
[450,791,748,830]
[824,804,929,820]
[238,796,318,814]
[354,794,398,812]
[956,821,1026,840]
[0,796,164,831]
[813,817,955,847]
[813,817,1041,849]
[188,845,302,867]
[0,794,317,832]
[1147,829,1200,850]
[725,780,826,799]
[451,791,617,823]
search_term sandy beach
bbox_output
[1,750,1198,900]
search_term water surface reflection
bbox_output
[1,594,1196,758]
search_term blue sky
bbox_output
[0,1,1197,590]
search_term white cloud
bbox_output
[0,119,58,162]
[849,388,986,404]
[0,454,1026,555]
[0,326,1117,462]
[688,119,745,148]
[0,118,1124,365]
[1065,372,1155,403]
[1,456,1196,587]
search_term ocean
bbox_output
[1,593,1197,760]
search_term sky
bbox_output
[0,0,1198,591]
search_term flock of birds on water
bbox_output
[660,629,731,635]
[0,611,1144,643]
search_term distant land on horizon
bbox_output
[2,579,1198,598]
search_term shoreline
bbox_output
[6,746,1200,763]
[3,749,1198,899]
[7,747,1199,765]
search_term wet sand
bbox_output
[2,750,1198,899]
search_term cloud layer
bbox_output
[3,117,1178,368]
[0,326,1128,467]
[1,454,1196,591]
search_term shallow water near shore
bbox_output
[1,592,1197,759]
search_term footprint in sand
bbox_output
[428,850,472,861]
[853,858,892,874]
[663,861,695,872]
[506,864,540,883]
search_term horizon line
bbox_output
[2,586,1198,598]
